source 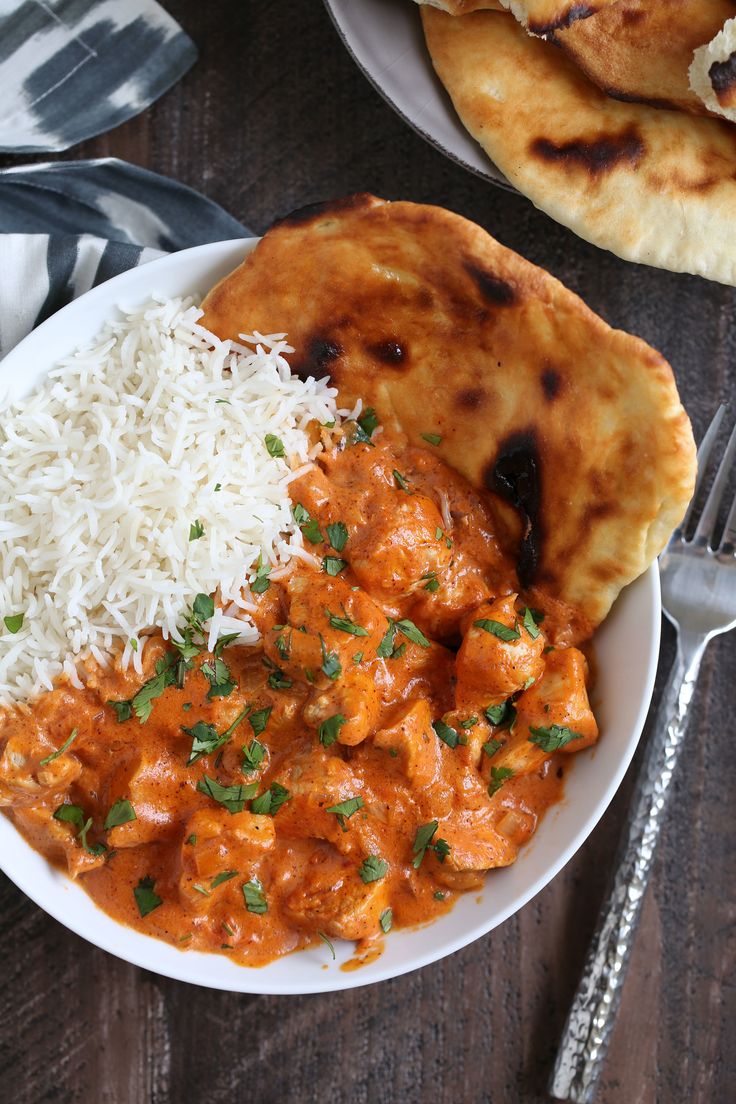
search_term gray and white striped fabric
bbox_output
[0,158,250,358]
[0,0,197,153]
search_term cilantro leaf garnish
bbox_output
[352,407,379,444]
[319,713,346,747]
[395,619,430,648]
[325,608,368,637]
[484,701,517,732]
[422,572,440,593]
[359,855,388,884]
[421,433,442,446]
[317,930,336,959]
[326,521,348,552]
[326,795,364,831]
[196,775,258,814]
[200,657,237,699]
[39,727,78,766]
[376,620,397,658]
[3,612,24,634]
[210,870,238,889]
[250,781,291,816]
[134,876,162,918]
[241,738,266,774]
[265,433,285,458]
[488,766,514,795]
[184,708,250,764]
[432,720,465,749]
[322,555,347,576]
[393,469,410,492]
[482,738,503,759]
[242,878,268,914]
[319,635,342,680]
[473,619,521,642]
[189,519,205,542]
[379,908,393,933]
[249,706,272,738]
[104,799,137,831]
[250,554,271,595]
[412,820,450,868]
[193,593,215,621]
[293,503,323,544]
[528,724,583,752]
[108,700,133,723]
[522,606,541,640]
[53,803,105,855]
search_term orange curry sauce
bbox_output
[0,422,599,967]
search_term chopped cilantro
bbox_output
[3,612,24,634]
[196,775,258,814]
[325,608,368,637]
[318,930,336,959]
[412,820,450,868]
[242,878,268,914]
[265,433,285,458]
[482,738,503,759]
[326,795,364,830]
[433,891,446,901]
[103,799,137,831]
[319,713,347,747]
[293,503,323,544]
[326,521,348,552]
[422,572,440,593]
[184,708,250,764]
[39,727,78,767]
[250,782,291,816]
[379,907,393,934]
[528,724,583,752]
[249,706,272,738]
[200,657,237,699]
[210,870,238,889]
[319,635,342,680]
[241,738,266,774]
[396,619,430,648]
[53,803,105,855]
[393,469,410,492]
[134,876,162,918]
[421,433,442,446]
[250,554,271,594]
[523,606,541,640]
[432,720,465,749]
[359,856,388,884]
[352,407,379,444]
[488,766,514,795]
[473,619,520,642]
[189,519,205,542]
[322,555,347,576]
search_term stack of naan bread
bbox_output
[415,0,736,284]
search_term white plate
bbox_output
[0,239,660,993]
[324,0,511,189]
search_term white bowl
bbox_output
[0,240,660,993]
[324,0,512,189]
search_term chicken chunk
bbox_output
[455,594,545,711]
[178,807,275,911]
[284,852,389,940]
[373,699,440,789]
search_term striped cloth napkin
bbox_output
[0,158,250,358]
[0,0,196,153]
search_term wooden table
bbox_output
[1,3,734,1101]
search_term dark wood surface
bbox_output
[1,2,734,1101]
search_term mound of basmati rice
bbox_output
[0,296,343,705]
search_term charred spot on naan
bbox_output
[464,263,518,306]
[274,193,382,230]
[366,339,408,367]
[486,429,544,589]
[530,127,645,174]
[541,366,562,401]
[526,2,596,36]
[710,52,736,106]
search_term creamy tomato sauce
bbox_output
[0,422,598,967]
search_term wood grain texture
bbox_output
[0,2,734,1101]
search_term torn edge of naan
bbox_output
[690,16,736,121]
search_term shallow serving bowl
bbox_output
[324,0,511,189]
[0,240,661,993]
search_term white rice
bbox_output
[0,296,342,705]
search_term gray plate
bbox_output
[324,0,513,190]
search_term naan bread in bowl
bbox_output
[690,16,736,121]
[413,0,613,32]
[201,195,695,642]
[555,0,736,116]
[422,7,736,284]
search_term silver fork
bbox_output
[550,405,736,1103]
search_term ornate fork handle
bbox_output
[550,629,706,1103]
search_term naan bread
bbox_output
[201,195,695,639]
[422,7,736,284]
[411,0,503,13]
[555,0,736,116]
[499,0,618,35]
[690,16,736,121]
